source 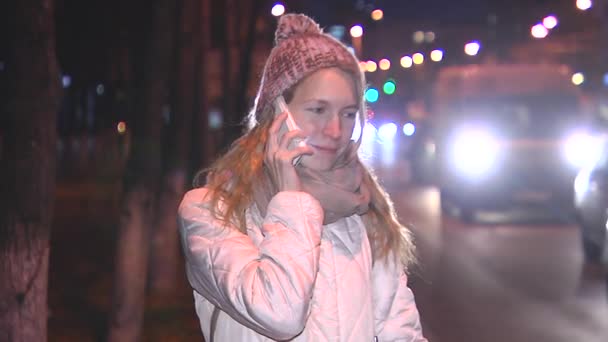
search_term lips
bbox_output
[310,144,339,154]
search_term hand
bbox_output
[265,112,314,192]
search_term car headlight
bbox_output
[450,128,500,178]
[564,132,603,169]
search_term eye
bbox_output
[308,106,325,114]
[343,111,358,119]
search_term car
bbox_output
[574,137,608,266]
[429,63,597,221]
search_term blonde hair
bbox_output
[196,68,417,269]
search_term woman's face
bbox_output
[286,67,359,171]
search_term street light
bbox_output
[464,41,481,56]
[412,31,425,44]
[543,15,558,29]
[400,56,413,68]
[350,25,363,38]
[379,58,391,70]
[371,9,383,21]
[366,60,377,72]
[430,49,444,62]
[271,3,285,16]
[531,23,549,38]
[572,72,585,85]
[412,53,424,65]
[576,0,593,11]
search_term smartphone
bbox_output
[274,96,307,165]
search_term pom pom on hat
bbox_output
[275,14,322,45]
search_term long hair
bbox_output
[195,68,417,269]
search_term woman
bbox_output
[178,13,427,341]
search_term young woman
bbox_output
[178,13,427,341]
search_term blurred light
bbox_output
[413,31,424,44]
[572,72,585,85]
[365,88,379,103]
[271,3,285,16]
[430,49,444,62]
[378,123,398,142]
[366,60,377,72]
[574,168,592,195]
[379,58,391,70]
[209,109,223,129]
[564,132,603,168]
[371,9,384,21]
[346,46,355,55]
[425,31,436,43]
[117,121,127,134]
[450,128,500,178]
[328,25,346,40]
[359,61,368,72]
[464,41,481,56]
[576,0,592,11]
[603,72,608,86]
[383,80,396,95]
[543,15,558,29]
[62,75,71,88]
[531,23,549,38]
[350,25,363,38]
[412,53,424,65]
[403,122,416,136]
[400,56,413,68]
[358,123,378,160]
[96,84,105,95]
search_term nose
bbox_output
[323,115,342,140]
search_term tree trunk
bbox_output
[192,0,214,172]
[0,0,61,341]
[221,0,239,147]
[234,0,264,120]
[106,0,176,340]
[148,0,198,295]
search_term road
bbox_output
[377,167,608,342]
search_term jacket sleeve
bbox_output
[373,255,427,342]
[178,187,324,340]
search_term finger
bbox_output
[269,112,287,135]
[265,112,288,158]
[279,129,308,149]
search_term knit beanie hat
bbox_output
[247,13,365,128]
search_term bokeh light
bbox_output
[371,9,384,21]
[531,24,549,38]
[350,25,363,38]
[572,72,585,85]
[464,41,481,56]
[400,56,413,68]
[430,49,444,62]
[271,3,285,16]
[379,58,391,70]
[576,0,592,11]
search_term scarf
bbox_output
[253,155,371,225]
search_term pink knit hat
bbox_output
[248,13,365,128]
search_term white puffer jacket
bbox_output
[178,188,427,341]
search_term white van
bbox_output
[428,63,597,221]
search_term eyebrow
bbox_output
[303,98,358,110]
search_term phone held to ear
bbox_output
[274,96,308,166]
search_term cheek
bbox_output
[342,120,356,141]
